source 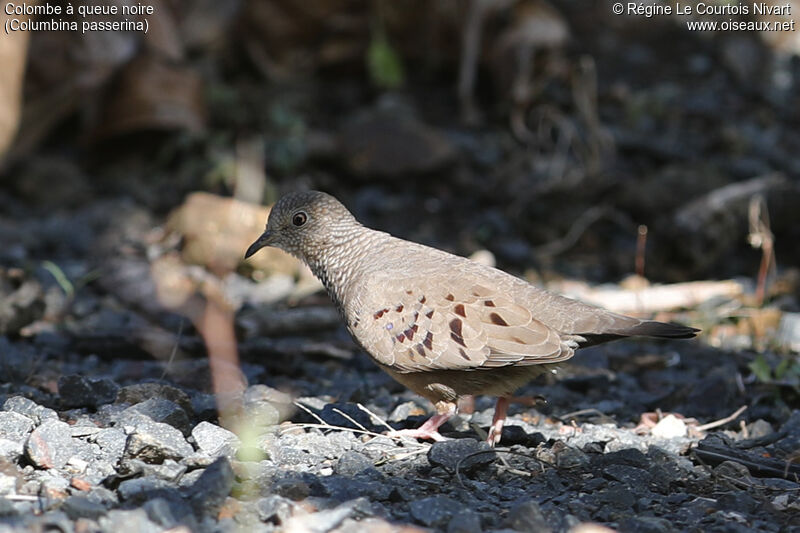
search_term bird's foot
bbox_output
[486,397,510,447]
[386,412,452,442]
[386,427,448,442]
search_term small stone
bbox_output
[388,401,426,423]
[428,439,495,472]
[99,508,161,533]
[58,375,119,408]
[409,495,462,528]
[117,477,173,503]
[651,414,687,439]
[333,450,374,476]
[0,438,23,460]
[124,418,194,462]
[191,421,240,458]
[116,383,193,415]
[256,494,296,524]
[447,509,482,533]
[619,516,672,533]
[187,457,234,516]
[144,495,197,530]
[25,419,76,469]
[0,472,17,495]
[505,500,551,533]
[61,495,108,520]
[3,396,58,424]
[0,411,34,441]
[272,475,311,501]
[121,398,191,436]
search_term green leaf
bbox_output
[748,354,772,382]
[368,30,404,89]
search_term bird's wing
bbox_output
[355,278,574,373]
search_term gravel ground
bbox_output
[0,298,798,533]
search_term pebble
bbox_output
[57,375,119,408]
[427,439,495,472]
[123,417,194,462]
[191,421,240,458]
[651,414,687,439]
[25,419,76,470]
[409,495,463,528]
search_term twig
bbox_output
[356,403,397,432]
[292,401,328,425]
[331,408,370,433]
[160,317,185,381]
[695,405,747,432]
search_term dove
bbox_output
[245,191,698,444]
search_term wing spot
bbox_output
[415,344,427,357]
[374,308,388,319]
[449,319,466,347]
[425,310,434,319]
[489,312,509,326]
[484,300,495,307]
[396,333,406,343]
[406,290,413,295]
[395,304,404,312]
[445,294,455,301]
[419,296,426,304]
[423,331,433,350]
[458,348,470,361]
[404,324,418,341]
[454,304,466,317]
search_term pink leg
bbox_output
[487,396,510,446]
[387,412,452,442]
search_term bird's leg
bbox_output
[386,401,455,442]
[487,396,510,446]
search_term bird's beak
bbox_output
[244,230,275,259]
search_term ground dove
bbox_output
[245,191,698,444]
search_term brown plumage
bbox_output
[245,191,698,444]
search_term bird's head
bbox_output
[245,191,359,263]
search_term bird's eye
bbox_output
[292,211,308,227]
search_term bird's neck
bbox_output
[304,227,388,309]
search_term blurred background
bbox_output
[1,0,799,415]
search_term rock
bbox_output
[58,375,119,408]
[427,439,495,472]
[447,509,483,533]
[115,383,193,416]
[256,495,297,524]
[61,495,108,520]
[387,401,427,423]
[603,464,653,496]
[122,398,191,435]
[505,500,551,533]
[776,312,800,353]
[143,496,198,530]
[409,495,463,528]
[651,414,687,439]
[0,411,34,441]
[191,422,240,458]
[25,419,76,470]
[271,475,311,501]
[117,477,174,503]
[283,498,371,532]
[98,508,162,533]
[333,450,374,476]
[187,457,234,516]
[0,472,17,495]
[619,516,673,533]
[123,417,194,462]
[3,396,58,424]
